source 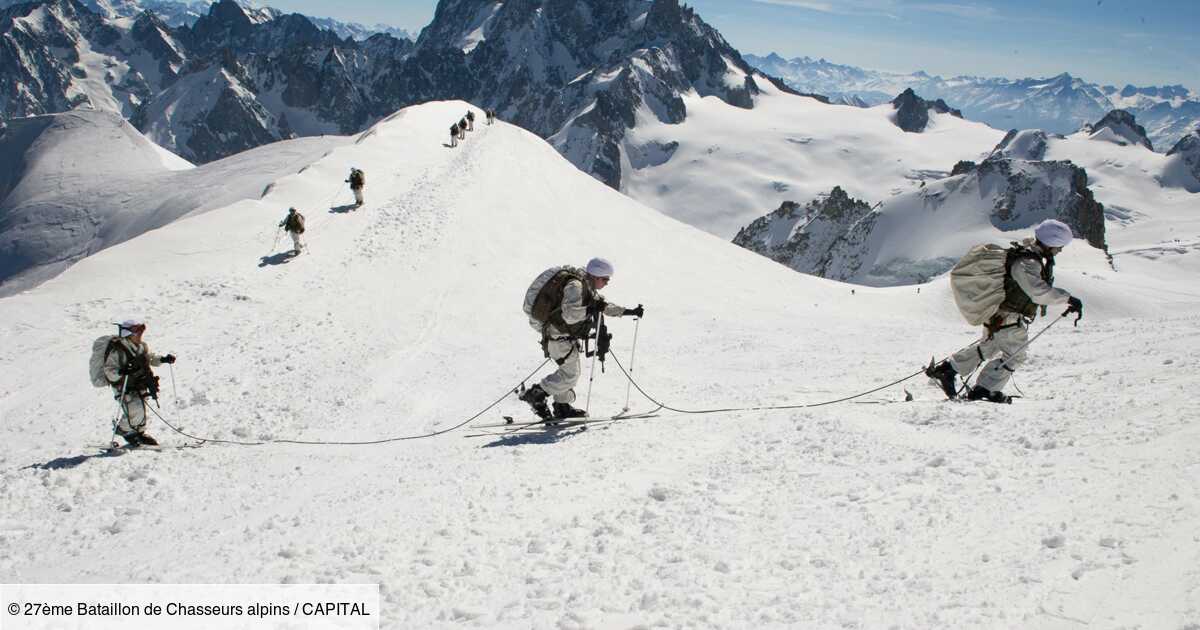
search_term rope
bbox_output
[146,359,551,447]
[610,352,925,416]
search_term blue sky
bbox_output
[264,0,1199,90]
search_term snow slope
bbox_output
[0,109,348,294]
[1,101,1198,628]
[624,80,1006,239]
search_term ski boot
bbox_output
[119,431,142,447]
[135,432,159,446]
[966,385,1012,404]
[925,358,959,399]
[519,384,553,420]
[552,403,588,420]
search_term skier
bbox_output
[102,320,176,446]
[450,122,459,147]
[926,219,1083,403]
[280,207,305,255]
[466,110,475,131]
[346,167,366,208]
[520,258,645,420]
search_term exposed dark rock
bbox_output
[951,160,976,176]
[891,87,962,133]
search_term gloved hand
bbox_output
[160,354,176,364]
[623,304,644,318]
[1064,296,1083,316]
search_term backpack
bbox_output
[89,335,122,387]
[950,242,1043,325]
[350,169,364,187]
[451,124,458,134]
[285,212,305,234]
[523,267,586,333]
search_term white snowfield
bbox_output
[1,101,1198,628]
[623,80,1007,239]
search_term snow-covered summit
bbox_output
[1084,109,1154,150]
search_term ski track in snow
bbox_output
[1,102,1198,629]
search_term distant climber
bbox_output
[486,109,496,125]
[925,219,1083,403]
[280,207,306,255]
[346,167,366,208]
[458,118,467,140]
[450,122,459,147]
[90,319,176,447]
[520,258,645,421]
[466,110,475,131]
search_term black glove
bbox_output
[1064,296,1083,315]
[587,299,607,317]
[160,354,176,364]
[623,304,644,318]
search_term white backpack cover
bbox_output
[949,243,1010,326]
[89,335,119,387]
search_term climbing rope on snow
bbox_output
[147,359,552,447]
[610,352,926,416]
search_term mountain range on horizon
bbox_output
[0,0,414,40]
[745,52,1200,152]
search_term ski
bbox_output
[465,412,659,438]
[93,442,203,455]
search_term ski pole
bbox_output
[584,342,599,416]
[169,363,178,401]
[621,317,641,413]
[110,372,130,447]
[998,313,1068,371]
[269,226,282,254]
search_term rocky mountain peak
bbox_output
[188,0,255,49]
[1165,127,1200,192]
[1087,109,1153,150]
[891,88,962,133]
[1166,127,1200,156]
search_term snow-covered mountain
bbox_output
[733,109,1199,286]
[0,0,413,163]
[621,81,1004,239]
[0,109,343,293]
[383,0,799,190]
[0,0,413,38]
[2,100,1198,628]
[1165,128,1200,193]
[745,53,1200,151]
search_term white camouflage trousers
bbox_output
[539,338,580,404]
[949,313,1029,393]
[289,231,304,253]
[113,390,148,435]
[353,187,364,205]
